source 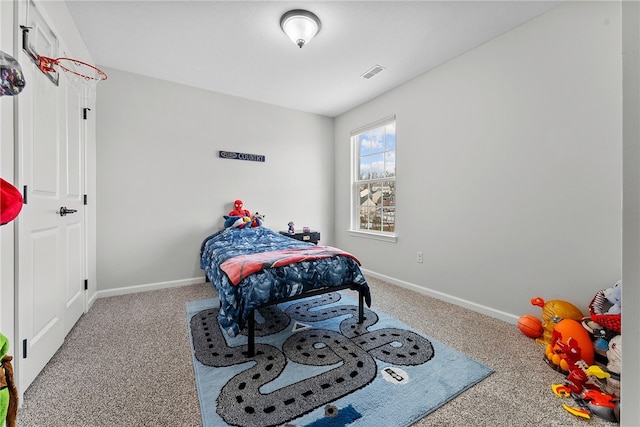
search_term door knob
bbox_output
[59,206,78,216]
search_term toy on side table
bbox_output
[288,221,295,234]
[1,332,18,427]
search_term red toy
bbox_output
[251,212,264,228]
[550,335,619,422]
[551,337,593,394]
[1,178,23,225]
[555,387,619,422]
[518,314,543,338]
[228,199,250,218]
[545,319,594,371]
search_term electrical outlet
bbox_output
[416,251,423,263]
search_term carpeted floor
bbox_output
[16,276,618,426]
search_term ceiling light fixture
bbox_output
[280,9,321,48]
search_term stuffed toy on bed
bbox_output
[228,199,251,218]
[251,212,264,228]
[224,215,251,229]
[225,199,262,229]
[224,198,264,229]
[223,213,264,229]
[1,332,17,427]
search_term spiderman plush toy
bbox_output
[226,199,264,228]
[226,199,251,228]
[228,199,250,218]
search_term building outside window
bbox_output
[351,116,396,237]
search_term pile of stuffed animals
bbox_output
[1,332,17,427]
[224,199,264,229]
[518,280,622,423]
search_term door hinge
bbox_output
[83,194,88,205]
[83,108,91,120]
[23,185,28,204]
[84,279,88,290]
[22,339,27,358]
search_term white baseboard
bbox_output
[360,268,519,325]
[96,276,206,299]
[93,271,519,325]
[87,291,99,310]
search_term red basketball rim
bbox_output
[37,56,108,81]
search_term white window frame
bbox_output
[349,115,397,243]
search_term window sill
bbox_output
[348,230,397,243]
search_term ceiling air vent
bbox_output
[361,65,386,80]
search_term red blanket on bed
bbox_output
[220,246,361,286]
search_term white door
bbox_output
[60,60,86,338]
[16,0,86,392]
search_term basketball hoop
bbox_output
[37,56,107,82]
[37,56,107,105]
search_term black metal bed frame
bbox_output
[245,284,365,357]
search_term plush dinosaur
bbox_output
[0,332,17,427]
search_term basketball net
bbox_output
[38,56,107,106]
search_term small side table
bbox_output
[279,230,321,244]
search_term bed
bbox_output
[200,225,371,356]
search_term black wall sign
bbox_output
[219,150,266,162]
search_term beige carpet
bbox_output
[16,276,617,426]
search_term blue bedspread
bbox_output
[200,227,371,337]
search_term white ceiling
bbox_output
[65,1,562,117]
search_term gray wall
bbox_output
[96,1,624,320]
[334,1,622,321]
[96,69,334,292]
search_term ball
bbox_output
[518,314,543,338]
[552,318,594,366]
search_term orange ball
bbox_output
[518,314,543,338]
[552,319,594,366]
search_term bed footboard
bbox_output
[245,284,365,357]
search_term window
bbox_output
[351,116,396,238]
